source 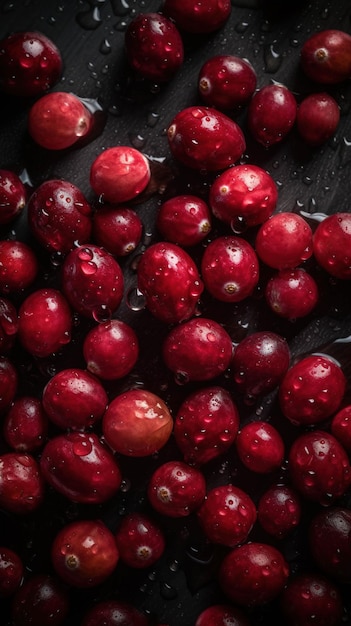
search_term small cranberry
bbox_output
[0,546,23,598]
[0,297,18,353]
[265,268,319,319]
[297,92,340,146]
[195,604,251,626]
[0,355,18,414]
[93,206,143,256]
[163,0,231,34]
[331,405,351,453]
[90,146,151,204]
[11,574,69,626]
[309,507,351,583]
[148,460,206,517]
[236,421,285,474]
[83,319,139,380]
[300,29,351,84]
[198,55,257,111]
[81,600,149,626]
[115,512,165,569]
[0,240,38,294]
[257,484,301,538]
[0,169,27,224]
[255,212,313,269]
[313,212,351,279]
[0,452,44,514]
[156,195,212,247]
[248,83,297,147]
[3,396,48,452]
[281,573,343,626]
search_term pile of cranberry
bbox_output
[1,1,351,625]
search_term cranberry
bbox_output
[331,405,351,453]
[232,331,290,398]
[219,542,289,606]
[3,396,48,452]
[125,13,184,82]
[90,146,151,204]
[51,519,119,587]
[309,507,351,583]
[115,512,165,569]
[40,431,122,504]
[174,386,239,465]
[163,0,231,34]
[11,574,69,626]
[0,546,23,598]
[167,106,246,171]
[236,421,285,474]
[201,235,259,302]
[198,55,257,111]
[0,452,44,514]
[0,355,18,414]
[93,206,143,256]
[279,354,346,426]
[297,93,340,146]
[147,460,206,517]
[162,317,233,382]
[265,268,319,319]
[281,572,343,626]
[0,169,27,224]
[102,388,173,457]
[0,297,18,353]
[257,484,301,538]
[0,31,62,97]
[248,83,297,147]
[197,484,257,547]
[28,179,92,254]
[0,239,38,294]
[137,241,203,324]
[83,319,139,380]
[313,212,351,279]
[209,164,278,229]
[288,430,351,505]
[42,368,108,430]
[156,195,212,247]
[61,244,124,320]
[300,29,351,84]
[195,604,251,626]
[81,600,149,626]
[18,288,72,357]
[255,212,313,269]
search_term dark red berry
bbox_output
[81,600,149,626]
[0,452,44,514]
[331,405,351,453]
[198,55,257,111]
[255,212,313,269]
[281,572,343,626]
[257,484,301,538]
[115,512,165,569]
[163,0,231,34]
[195,604,251,626]
[0,169,27,224]
[83,319,139,380]
[297,93,340,146]
[309,507,351,583]
[147,460,206,517]
[248,83,297,147]
[90,146,151,204]
[0,546,23,598]
[156,195,212,247]
[0,355,18,414]
[265,268,319,319]
[3,396,48,452]
[11,574,69,626]
[0,240,38,294]
[313,212,351,279]
[236,421,285,474]
[300,29,351,84]
[0,297,18,353]
[93,206,143,256]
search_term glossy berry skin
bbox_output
[147,460,206,517]
[201,236,259,303]
[28,179,92,254]
[232,331,290,398]
[309,507,351,583]
[125,13,184,82]
[167,106,246,171]
[0,31,62,97]
[40,431,121,504]
[81,600,149,626]
[297,93,340,146]
[93,206,143,256]
[90,146,151,204]
[198,55,257,111]
[0,240,38,294]
[265,268,319,319]
[163,0,231,34]
[195,604,251,626]
[255,212,313,270]
[0,169,27,225]
[288,430,351,505]
[115,512,165,569]
[0,452,44,514]
[42,368,108,430]
[137,241,203,324]
[83,319,139,380]
[209,164,278,229]
[197,484,257,547]
[61,244,124,320]
[0,297,18,354]
[18,288,72,357]
[313,212,351,279]
[236,421,285,474]
[219,542,289,606]
[0,356,18,414]
[279,354,346,426]
[156,195,212,247]
[3,396,48,452]
[257,484,301,538]
[281,573,343,626]
[248,84,297,147]
[300,29,351,84]
[102,389,173,457]
[11,574,69,626]
[331,405,351,453]
[174,386,239,466]
[52,519,119,588]
[163,317,233,382]
[0,546,23,598]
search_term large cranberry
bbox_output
[156,195,212,247]
[0,452,44,514]
[0,355,18,414]
[93,206,143,257]
[0,297,18,354]
[90,146,151,204]
[0,546,23,598]
[300,29,351,84]
[297,92,340,146]
[163,0,231,34]
[0,169,27,225]
[81,600,149,626]
[313,212,351,279]
[265,268,319,319]
[147,460,206,517]
[115,512,165,569]
[257,484,301,538]
[248,83,297,147]
[3,396,48,452]
[83,319,139,380]
[331,405,351,453]
[0,240,38,294]
[195,604,251,626]
[309,507,351,582]
[236,421,285,474]
[11,574,69,626]
[198,55,257,111]
[281,572,343,626]
[255,212,313,269]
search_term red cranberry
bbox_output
[93,206,143,256]
[0,239,38,294]
[0,355,18,414]
[137,241,203,324]
[288,430,351,505]
[167,106,246,171]
[201,236,259,303]
[90,146,151,204]
[0,169,27,224]
[51,519,119,587]
[279,354,346,426]
[255,212,313,269]
[248,83,297,147]
[147,460,206,517]
[61,244,124,320]
[198,55,257,111]
[0,452,44,514]
[115,512,165,569]
[236,421,285,474]
[0,297,18,353]
[125,13,184,82]
[209,164,278,229]
[11,574,69,626]
[81,600,149,626]
[297,93,340,146]
[3,396,48,452]
[281,572,343,626]
[0,31,62,97]
[102,388,173,457]
[83,319,139,380]
[265,268,319,319]
[331,405,351,453]
[40,431,122,504]
[163,0,231,34]
[42,368,108,430]
[174,386,239,466]
[300,29,351,84]
[257,484,301,538]
[0,546,23,598]
[18,288,72,357]
[309,507,351,583]
[219,542,289,606]
[197,484,257,547]
[156,195,212,247]
[195,604,251,626]
[313,212,351,279]
[162,317,233,382]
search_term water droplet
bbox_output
[76,6,102,30]
[126,287,146,311]
[111,0,130,15]
[160,582,178,600]
[264,44,282,73]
